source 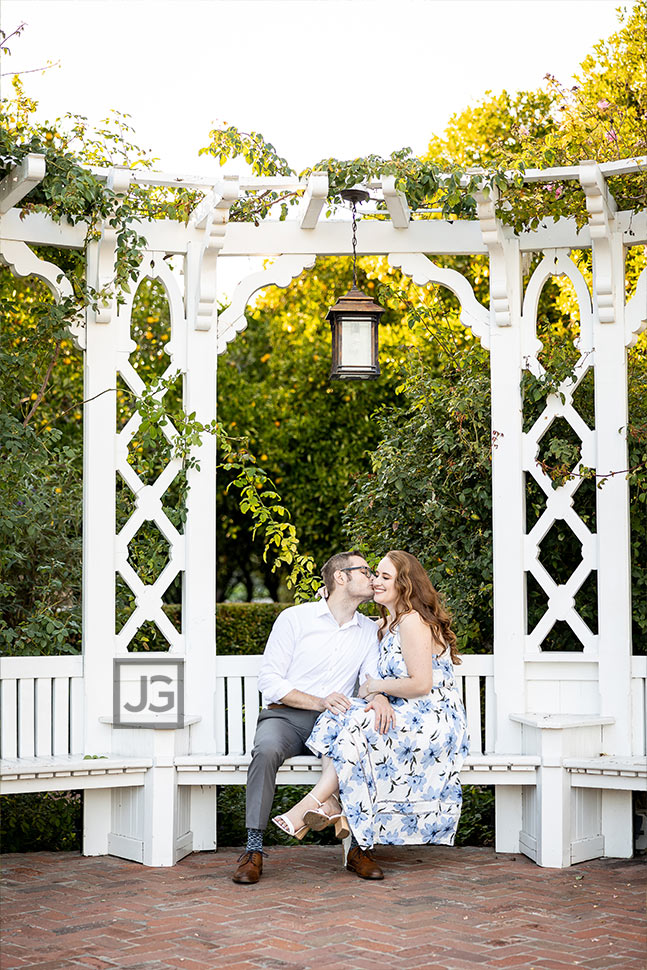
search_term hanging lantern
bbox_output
[327,188,384,380]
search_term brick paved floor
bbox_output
[1,847,645,970]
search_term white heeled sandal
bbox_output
[271,792,321,841]
[303,793,350,839]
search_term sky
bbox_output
[2,0,625,178]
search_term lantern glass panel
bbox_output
[340,314,373,367]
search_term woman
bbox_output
[272,550,469,849]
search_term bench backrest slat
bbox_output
[227,677,244,755]
[1,656,83,759]
[631,656,647,757]
[215,654,494,756]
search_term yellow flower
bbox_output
[146,316,159,324]
[55,487,62,494]
[260,353,271,363]
[260,454,268,462]
[64,357,71,364]
[161,334,169,342]
[145,330,153,339]
[30,392,38,400]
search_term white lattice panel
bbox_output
[114,254,187,653]
[522,251,598,655]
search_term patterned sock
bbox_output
[246,828,264,853]
[349,832,359,849]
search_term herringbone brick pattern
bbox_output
[1,847,644,970]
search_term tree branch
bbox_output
[23,340,61,427]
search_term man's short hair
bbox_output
[321,550,364,595]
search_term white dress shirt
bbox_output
[257,598,380,707]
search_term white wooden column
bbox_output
[478,190,526,852]
[82,232,121,756]
[581,162,634,857]
[81,231,121,855]
[170,185,238,854]
[183,240,218,754]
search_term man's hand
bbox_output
[365,693,396,734]
[321,691,352,715]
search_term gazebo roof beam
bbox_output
[465,156,646,183]
[0,153,46,214]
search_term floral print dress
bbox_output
[307,626,470,848]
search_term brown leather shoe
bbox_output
[232,850,263,884]
[346,846,384,880]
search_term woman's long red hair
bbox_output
[377,550,460,664]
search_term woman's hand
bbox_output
[358,677,378,699]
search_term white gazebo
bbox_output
[0,154,645,868]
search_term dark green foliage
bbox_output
[454,786,495,847]
[217,783,495,847]
[217,785,340,847]
[216,603,287,655]
[0,791,82,852]
[343,343,494,654]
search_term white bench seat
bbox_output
[1,755,152,794]
[174,752,541,787]
[565,756,647,791]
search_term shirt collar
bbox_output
[315,597,360,628]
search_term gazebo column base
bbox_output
[494,786,523,853]
[83,789,112,856]
[511,714,615,868]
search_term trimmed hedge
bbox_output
[214,601,378,655]
[216,602,287,654]
[0,791,82,852]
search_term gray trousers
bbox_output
[246,707,320,830]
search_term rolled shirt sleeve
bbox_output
[257,610,298,704]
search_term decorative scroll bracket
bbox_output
[298,172,329,229]
[216,253,317,355]
[476,186,516,328]
[87,168,134,328]
[187,177,240,332]
[381,175,411,229]
[388,252,490,348]
[0,238,85,350]
[579,161,618,325]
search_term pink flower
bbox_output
[554,185,564,199]
[606,129,618,142]
[597,99,611,111]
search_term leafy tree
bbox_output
[216,253,480,599]
[344,3,646,653]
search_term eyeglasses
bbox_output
[342,566,375,579]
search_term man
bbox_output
[232,550,394,885]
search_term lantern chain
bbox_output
[351,200,358,286]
